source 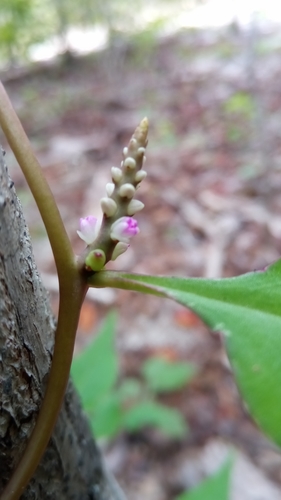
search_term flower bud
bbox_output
[127,199,144,216]
[85,249,106,271]
[100,197,117,217]
[106,182,115,196]
[119,183,136,198]
[110,217,139,243]
[111,167,122,183]
[77,216,98,244]
[135,170,147,183]
[124,157,136,169]
[111,242,129,260]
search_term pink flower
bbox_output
[110,217,139,243]
[77,216,98,244]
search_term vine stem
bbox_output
[0,81,87,499]
[0,81,73,277]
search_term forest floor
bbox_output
[3,23,281,499]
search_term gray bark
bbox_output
[0,148,125,500]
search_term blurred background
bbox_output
[2,0,281,498]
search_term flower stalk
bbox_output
[78,117,149,271]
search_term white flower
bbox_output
[77,216,98,244]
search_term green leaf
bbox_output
[90,392,123,439]
[176,457,233,500]
[123,400,187,438]
[71,311,118,412]
[117,378,143,402]
[91,262,281,447]
[142,357,195,393]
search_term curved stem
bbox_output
[0,81,87,498]
[0,81,73,277]
[1,272,88,500]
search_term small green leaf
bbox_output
[123,400,187,438]
[176,457,233,500]
[90,392,123,438]
[71,311,118,412]
[117,378,143,402]
[142,357,195,393]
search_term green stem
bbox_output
[0,81,73,277]
[88,270,165,298]
[1,274,87,500]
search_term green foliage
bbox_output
[0,0,181,66]
[123,401,187,438]
[176,457,233,500]
[0,0,33,61]
[142,357,195,393]
[112,263,281,448]
[0,0,102,64]
[117,378,143,401]
[0,0,55,63]
[71,311,118,412]
[89,392,123,438]
[72,312,194,439]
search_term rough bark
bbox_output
[0,148,125,500]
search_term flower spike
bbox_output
[78,118,149,270]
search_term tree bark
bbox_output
[0,148,125,500]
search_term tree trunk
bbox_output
[0,148,125,500]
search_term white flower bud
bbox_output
[77,216,99,244]
[100,197,117,217]
[127,199,144,216]
[123,147,128,156]
[111,242,129,261]
[137,147,146,155]
[124,157,136,169]
[135,170,147,182]
[111,167,122,183]
[119,183,135,198]
[106,182,115,196]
